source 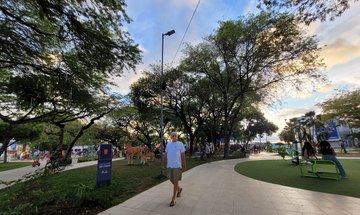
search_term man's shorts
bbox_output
[167,168,182,183]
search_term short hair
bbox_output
[170,132,178,137]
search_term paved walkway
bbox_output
[99,153,360,215]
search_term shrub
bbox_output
[78,157,97,163]
[278,148,287,159]
[229,151,247,158]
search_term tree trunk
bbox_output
[4,149,8,163]
[59,124,65,147]
[0,138,11,163]
[188,133,196,156]
[0,144,6,161]
[65,110,112,158]
[223,111,231,158]
[223,134,230,158]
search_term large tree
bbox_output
[241,108,278,147]
[181,12,324,157]
[0,0,141,158]
[320,88,360,130]
[279,123,296,144]
[130,67,208,154]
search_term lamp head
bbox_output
[164,29,175,36]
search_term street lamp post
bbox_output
[160,29,175,175]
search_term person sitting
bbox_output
[319,140,347,178]
[301,141,316,162]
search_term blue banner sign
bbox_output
[315,120,339,140]
[96,144,112,186]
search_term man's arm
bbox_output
[181,152,186,172]
[162,152,167,168]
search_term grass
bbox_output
[0,162,33,172]
[335,149,360,157]
[235,159,360,198]
[0,156,226,215]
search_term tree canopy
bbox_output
[260,0,359,24]
[319,88,360,129]
[180,12,324,156]
[0,0,141,159]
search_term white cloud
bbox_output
[321,39,360,68]
[301,21,321,37]
[326,57,360,86]
[317,83,336,93]
[109,71,145,95]
[262,106,318,143]
[288,90,314,100]
[263,105,321,132]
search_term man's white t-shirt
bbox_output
[165,141,185,168]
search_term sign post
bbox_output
[96,144,112,186]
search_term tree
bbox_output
[0,120,43,162]
[95,123,124,149]
[279,123,296,144]
[319,88,360,130]
[241,109,278,148]
[181,12,324,157]
[0,0,141,158]
[195,78,225,146]
[0,0,140,78]
[103,104,163,149]
[130,67,209,155]
[260,0,359,24]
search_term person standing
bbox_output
[340,139,347,154]
[162,132,186,207]
[205,142,211,159]
[301,141,316,162]
[193,144,199,158]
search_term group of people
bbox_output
[301,140,347,178]
[193,142,215,160]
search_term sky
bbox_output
[111,0,360,142]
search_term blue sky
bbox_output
[111,0,360,142]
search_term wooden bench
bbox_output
[299,159,341,180]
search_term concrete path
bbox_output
[0,158,123,189]
[99,153,360,215]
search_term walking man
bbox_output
[340,139,347,154]
[162,132,186,207]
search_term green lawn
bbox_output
[235,159,360,198]
[0,157,224,215]
[0,162,32,172]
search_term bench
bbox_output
[299,159,341,180]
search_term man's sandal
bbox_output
[169,201,176,207]
[177,188,183,197]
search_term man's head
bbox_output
[170,132,178,142]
